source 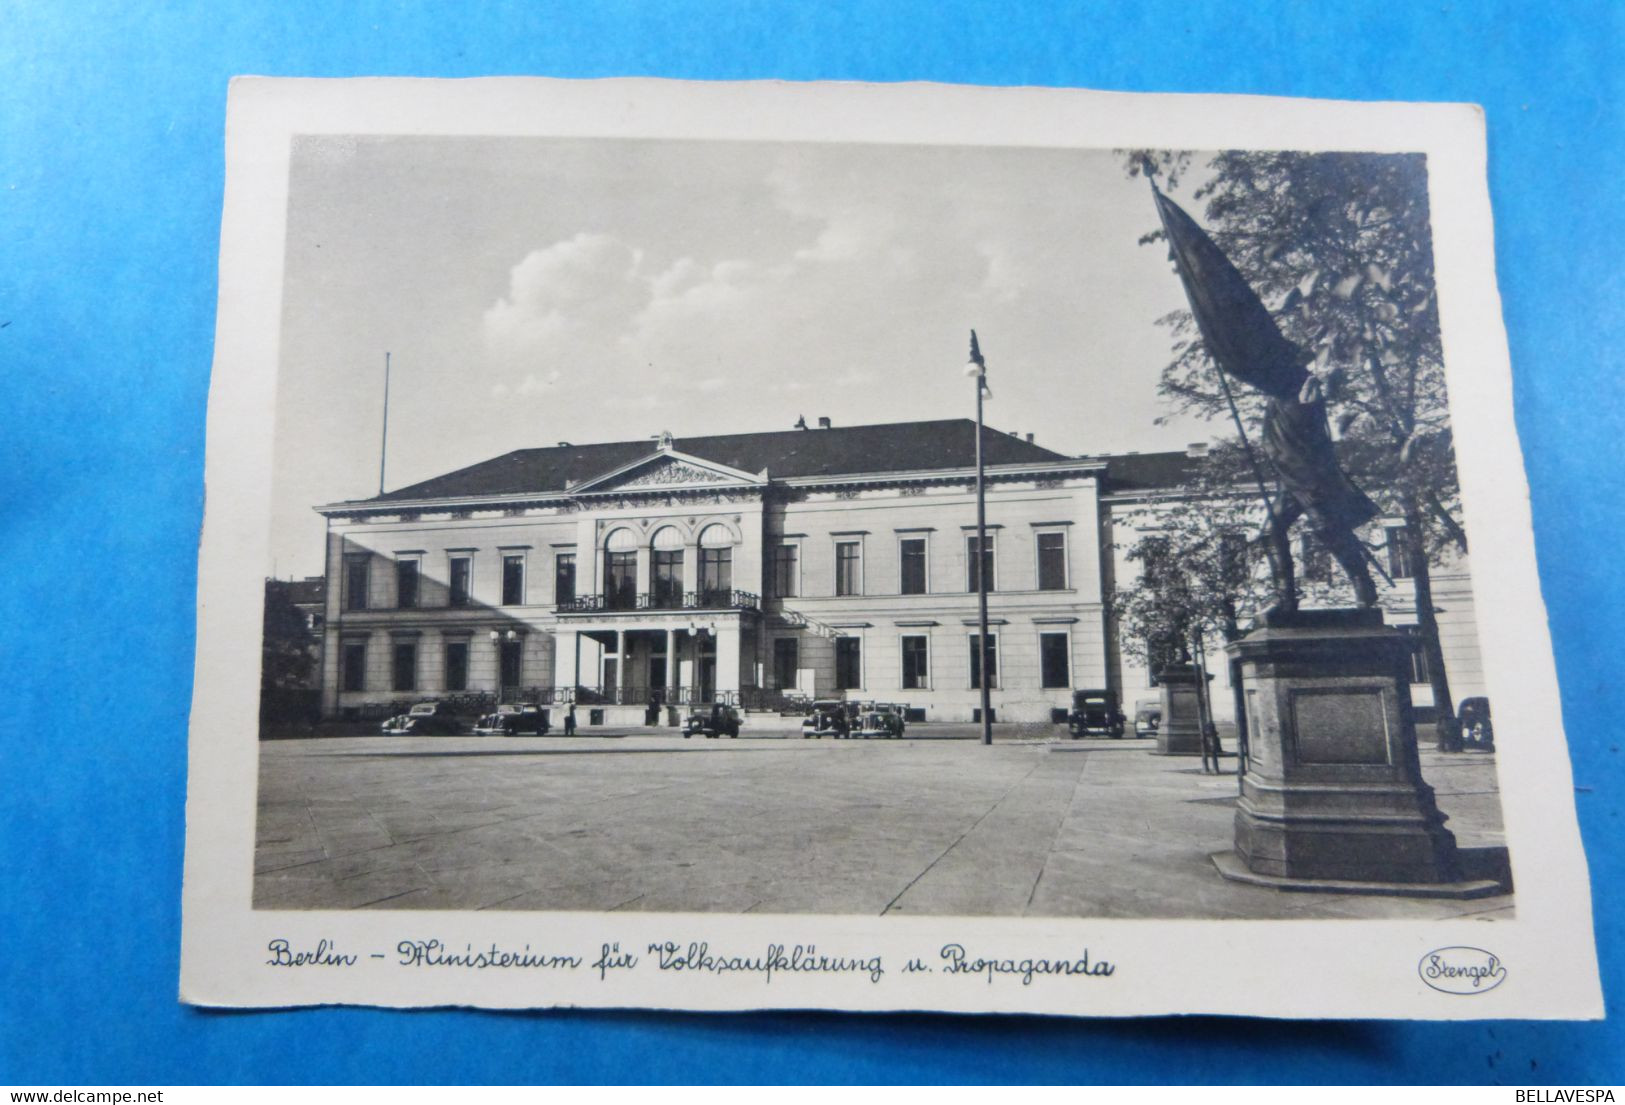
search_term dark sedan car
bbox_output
[684,705,742,738]
[380,702,464,736]
[1068,689,1126,738]
[473,703,550,736]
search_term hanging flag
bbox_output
[1150,187,1309,401]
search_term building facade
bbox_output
[312,419,1486,726]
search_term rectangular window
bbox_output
[501,554,525,606]
[395,558,419,609]
[771,543,799,598]
[653,549,684,607]
[969,633,998,690]
[835,636,862,690]
[391,641,417,692]
[966,535,995,593]
[444,641,469,692]
[554,552,576,604]
[449,555,473,607]
[1404,626,1431,685]
[1386,525,1415,579]
[699,547,732,599]
[835,541,861,596]
[1036,531,1067,591]
[341,641,366,692]
[499,639,522,689]
[901,635,930,690]
[1040,632,1070,689]
[772,638,799,690]
[345,556,369,611]
[899,538,927,595]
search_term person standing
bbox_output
[564,704,577,736]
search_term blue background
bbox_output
[1,0,1619,1085]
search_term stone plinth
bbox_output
[1222,609,1464,886]
[1154,664,1205,756]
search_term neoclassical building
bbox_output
[313,418,1486,725]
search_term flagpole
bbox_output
[969,332,993,747]
[379,351,391,496]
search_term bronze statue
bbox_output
[1151,182,1379,609]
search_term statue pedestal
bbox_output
[1217,609,1496,894]
[1154,664,1205,756]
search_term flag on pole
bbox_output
[1150,186,1309,401]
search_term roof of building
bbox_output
[368,419,1074,503]
[269,577,326,605]
[1094,450,1196,494]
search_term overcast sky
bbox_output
[269,136,1215,577]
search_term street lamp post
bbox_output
[966,331,993,746]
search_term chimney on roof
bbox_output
[1025,433,1034,443]
[1186,442,1210,458]
[557,441,572,447]
[817,416,832,429]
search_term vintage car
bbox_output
[800,700,851,739]
[1458,696,1494,749]
[1067,689,1126,739]
[683,704,742,739]
[380,701,464,736]
[1133,697,1162,738]
[854,707,906,739]
[472,703,549,736]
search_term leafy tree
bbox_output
[262,579,316,692]
[1123,150,1468,745]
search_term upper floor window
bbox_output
[604,528,638,609]
[1036,531,1067,591]
[966,534,996,593]
[395,558,420,609]
[698,525,735,601]
[1385,525,1415,579]
[771,543,799,598]
[835,541,862,596]
[448,555,473,607]
[899,537,927,595]
[554,552,576,604]
[651,527,684,607]
[343,556,370,612]
[501,554,525,606]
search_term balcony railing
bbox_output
[555,589,760,614]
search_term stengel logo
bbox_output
[1419,946,1507,995]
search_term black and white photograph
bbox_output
[182,78,1599,1017]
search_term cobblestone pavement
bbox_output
[253,726,1512,920]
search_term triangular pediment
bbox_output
[569,449,766,495]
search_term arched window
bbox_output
[697,524,734,601]
[650,527,684,608]
[604,528,638,609]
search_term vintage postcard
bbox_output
[181,77,1601,1017]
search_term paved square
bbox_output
[253,728,1511,920]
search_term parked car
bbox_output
[801,700,850,739]
[1133,697,1162,738]
[683,704,742,739]
[1067,689,1126,738]
[473,703,549,736]
[1458,696,1493,749]
[380,701,464,736]
[854,708,905,739]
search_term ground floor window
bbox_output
[1040,632,1070,689]
[444,641,469,691]
[1402,625,1431,684]
[499,639,523,689]
[969,633,998,690]
[901,634,930,689]
[835,636,862,690]
[392,641,417,692]
[773,638,799,689]
[341,641,366,692]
